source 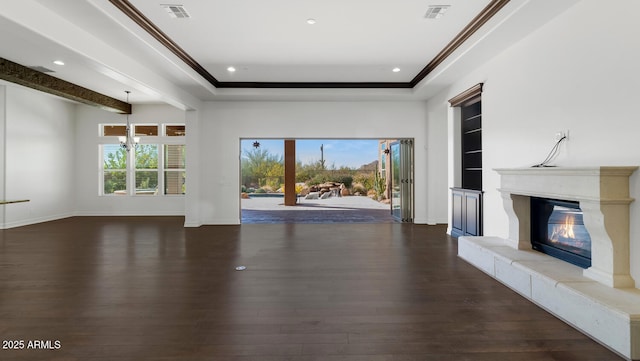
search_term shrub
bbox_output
[351,183,367,195]
[353,172,374,191]
[334,174,353,188]
[255,188,266,194]
[266,177,282,191]
[309,173,330,186]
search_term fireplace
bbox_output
[489,166,636,288]
[457,167,639,360]
[530,197,591,268]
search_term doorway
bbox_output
[239,138,413,223]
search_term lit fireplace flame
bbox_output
[550,215,575,242]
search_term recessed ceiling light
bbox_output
[392,67,401,73]
[306,18,316,25]
[425,5,450,19]
[53,60,65,66]
[227,66,236,72]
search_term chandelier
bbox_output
[119,90,140,152]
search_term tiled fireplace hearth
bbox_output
[458,167,640,360]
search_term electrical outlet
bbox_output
[555,130,569,141]
[554,131,563,141]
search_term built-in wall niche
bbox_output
[449,83,484,237]
[461,100,482,191]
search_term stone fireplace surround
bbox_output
[458,167,640,360]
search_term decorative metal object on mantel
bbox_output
[119,91,139,152]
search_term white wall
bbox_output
[75,104,186,216]
[1,85,76,228]
[434,0,640,287]
[186,100,446,225]
[0,86,6,225]
[425,95,451,225]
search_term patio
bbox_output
[241,195,396,223]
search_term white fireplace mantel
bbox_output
[458,166,640,360]
[494,166,637,288]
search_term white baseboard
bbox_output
[1,212,74,229]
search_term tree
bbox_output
[241,148,284,188]
[104,147,127,170]
[135,145,158,191]
[135,144,158,169]
[103,146,127,194]
[295,160,325,183]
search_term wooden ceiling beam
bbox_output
[0,57,131,114]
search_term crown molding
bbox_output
[216,81,413,89]
[448,83,483,107]
[411,0,510,87]
[108,0,220,88]
[110,0,510,89]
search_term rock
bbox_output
[305,192,320,200]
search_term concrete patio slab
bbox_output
[241,195,395,223]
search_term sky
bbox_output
[240,139,379,169]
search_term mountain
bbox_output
[358,160,378,171]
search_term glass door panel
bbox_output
[391,142,401,220]
[390,140,414,222]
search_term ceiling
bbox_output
[0,0,579,108]
[122,0,493,84]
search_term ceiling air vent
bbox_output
[161,4,190,19]
[29,66,55,73]
[425,5,450,19]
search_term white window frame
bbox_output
[99,123,186,197]
[163,144,186,195]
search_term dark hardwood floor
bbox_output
[0,217,623,360]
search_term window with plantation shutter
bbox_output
[99,123,185,196]
[164,145,185,195]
